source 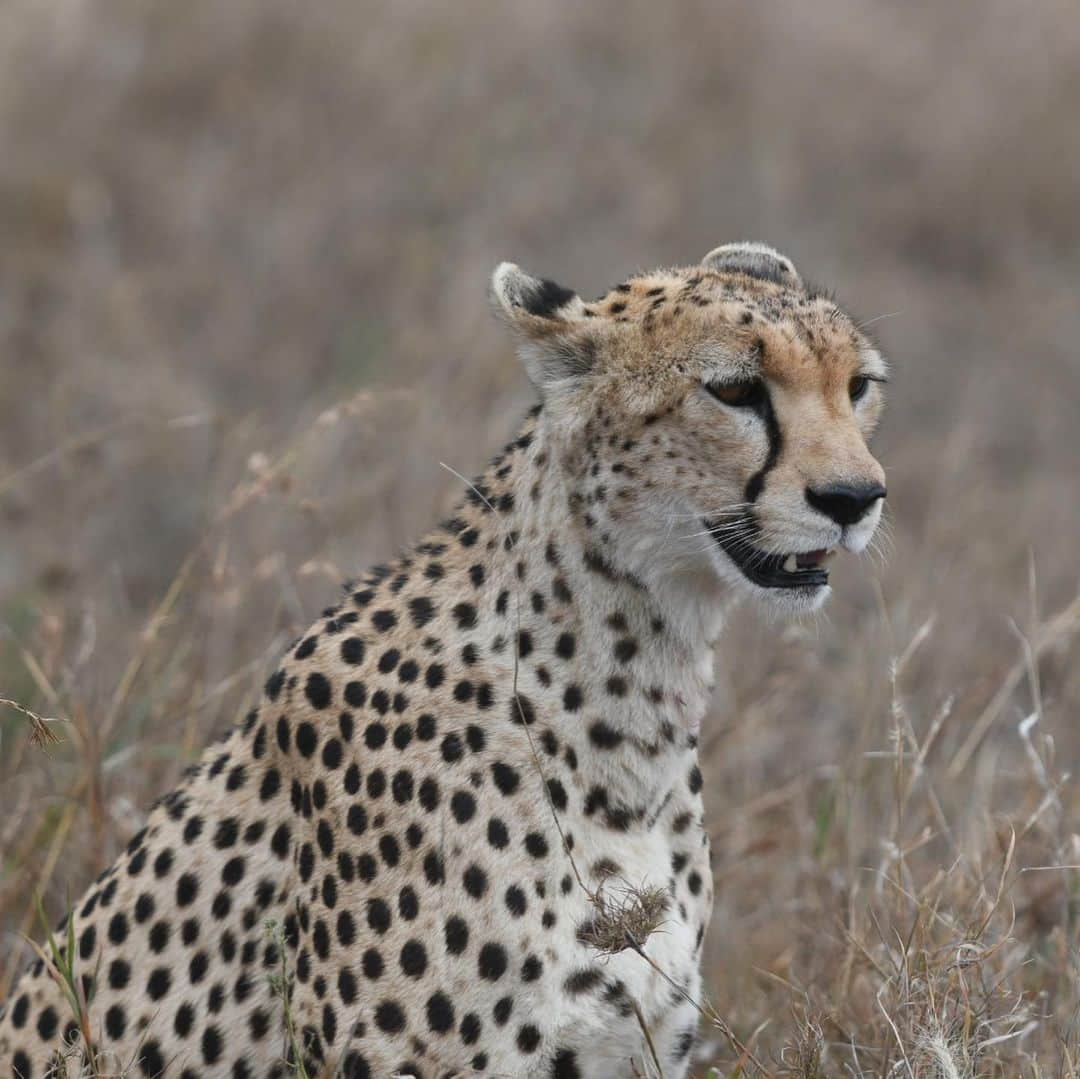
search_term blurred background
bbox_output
[1,2,1078,1074]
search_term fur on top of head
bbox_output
[489,242,833,395]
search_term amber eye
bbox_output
[849,375,870,402]
[705,379,765,409]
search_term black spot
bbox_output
[305,673,332,710]
[138,1039,166,1076]
[367,898,392,935]
[379,834,400,867]
[524,832,549,858]
[674,1024,697,1060]
[214,818,239,849]
[338,968,358,1005]
[505,885,527,917]
[321,738,343,770]
[451,790,477,823]
[259,769,281,802]
[522,954,543,981]
[461,1012,482,1045]
[108,911,129,944]
[79,924,96,959]
[296,723,317,757]
[108,959,131,990]
[36,1004,59,1041]
[362,948,384,979]
[444,916,469,955]
[341,637,365,665]
[606,675,628,697]
[271,822,292,859]
[478,942,507,981]
[249,1009,270,1040]
[441,732,464,763]
[510,693,535,725]
[463,864,488,898]
[148,920,170,953]
[176,873,199,907]
[688,764,704,794]
[491,762,520,795]
[552,1048,582,1078]
[400,939,427,978]
[423,850,445,885]
[517,1024,542,1053]
[487,818,510,849]
[452,602,478,630]
[264,670,285,701]
[374,1000,405,1034]
[146,967,171,1001]
[366,769,386,798]
[418,777,440,812]
[547,778,568,811]
[589,721,624,749]
[391,769,414,804]
[426,991,455,1034]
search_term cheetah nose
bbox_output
[804,482,886,527]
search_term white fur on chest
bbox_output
[541,808,711,1076]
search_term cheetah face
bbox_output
[492,243,888,615]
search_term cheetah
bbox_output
[0,242,888,1078]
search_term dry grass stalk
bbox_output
[0,696,65,751]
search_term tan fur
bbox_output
[1,244,886,1079]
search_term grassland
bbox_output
[1,2,1078,1074]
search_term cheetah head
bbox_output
[491,243,887,617]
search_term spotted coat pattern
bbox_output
[1,243,888,1078]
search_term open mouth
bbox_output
[707,521,834,589]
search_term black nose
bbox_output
[805,482,886,526]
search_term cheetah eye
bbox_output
[704,378,765,409]
[849,375,870,402]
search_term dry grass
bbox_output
[2,1,1079,1075]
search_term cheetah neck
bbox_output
[393,406,730,822]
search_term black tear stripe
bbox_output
[743,389,782,503]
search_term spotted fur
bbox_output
[0,243,887,1077]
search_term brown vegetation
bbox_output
[1,2,1078,1074]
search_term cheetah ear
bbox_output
[490,262,594,389]
[701,242,802,289]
